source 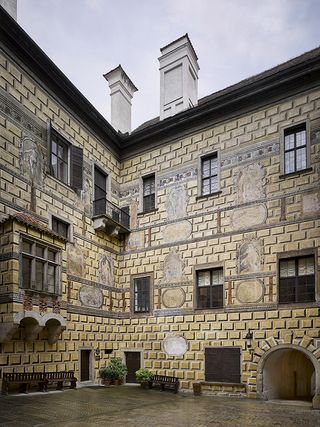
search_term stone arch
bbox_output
[42,313,67,327]
[13,311,43,342]
[14,311,43,326]
[43,313,67,344]
[256,343,320,409]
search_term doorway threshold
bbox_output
[77,381,98,388]
[267,399,312,408]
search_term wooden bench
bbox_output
[151,375,179,393]
[2,372,47,395]
[1,371,77,395]
[44,371,77,391]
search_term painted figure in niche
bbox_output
[99,255,114,286]
[20,136,44,185]
[81,176,92,215]
[67,243,85,277]
[163,250,184,282]
[234,163,266,204]
[238,238,262,273]
[166,184,187,220]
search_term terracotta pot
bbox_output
[193,382,202,396]
[101,379,111,387]
[140,381,151,389]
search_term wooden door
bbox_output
[125,352,141,383]
[80,350,91,381]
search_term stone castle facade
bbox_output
[0,5,319,407]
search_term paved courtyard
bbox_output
[0,385,319,427]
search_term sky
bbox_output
[17,0,320,131]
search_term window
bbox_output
[143,175,155,212]
[283,124,307,174]
[51,131,69,184]
[93,166,108,216]
[197,268,223,309]
[49,127,83,189]
[52,216,69,240]
[205,347,240,383]
[201,153,219,196]
[133,276,150,313]
[279,255,315,303]
[21,237,60,294]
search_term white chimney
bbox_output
[159,34,199,121]
[104,65,138,134]
[0,0,17,20]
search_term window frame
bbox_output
[131,274,153,316]
[194,263,224,310]
[93,164,109,216]
[49,213,73,242]
[20,235,61,295]
[47,124,83,190]
[50,128,71,186]
[139,173,157,214]
[280,121,311,177]
[278,251,316,305]
[197,151,221,198]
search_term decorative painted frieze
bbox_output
[221,140,279,169]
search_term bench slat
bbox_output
[2,371,77,395]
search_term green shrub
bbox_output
[108,358,128,380]
[135,368,153,383]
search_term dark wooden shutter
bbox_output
[47,121,52,174]
[205,347,240,383]
[70,145,83,190]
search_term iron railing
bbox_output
[93,198,130,230]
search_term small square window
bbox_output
[279,255,315,303]
[143,175,155,212]
[52,216,69,240]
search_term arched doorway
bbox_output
[263,348,315,401]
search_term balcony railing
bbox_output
[92,198,130,233]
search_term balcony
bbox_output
[92,198,130,236]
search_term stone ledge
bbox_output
[199,381,247,396]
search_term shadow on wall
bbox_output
[263,348,315,401]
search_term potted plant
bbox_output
[135,368,153,389]
[99,366,113,386]
[108,358,128,385]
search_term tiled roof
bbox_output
[1,212,67,241]
[132,46,320,134]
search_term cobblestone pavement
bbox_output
[0,386,319,427]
